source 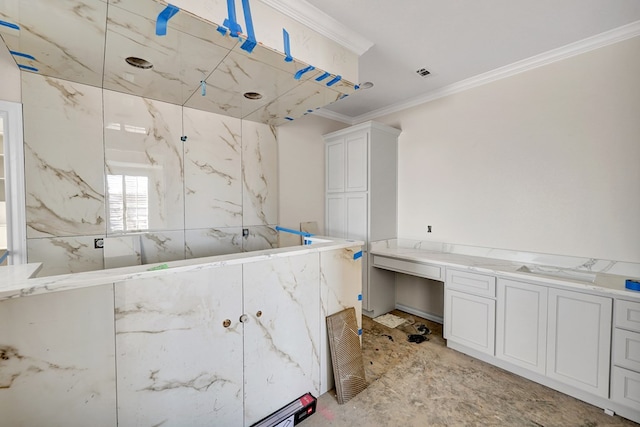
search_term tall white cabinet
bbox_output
[324,121,400,316]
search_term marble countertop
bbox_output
[0,236,363,301]
[370,239,640,300]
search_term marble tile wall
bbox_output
[23,74,279,276]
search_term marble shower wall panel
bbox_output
[27,235,105,276]
[114,266,244,426]
[319,247,363,394]
[242,253,320,425]
[138,230,185,265]
[242,225,278,252]
[103,90,184,234]
[184,227,242,259]
[22,74,106,238]
[0,284,117,426]
[183,108,242,229]
[242,121,278,227]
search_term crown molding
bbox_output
[310,107,355,125]
[258,0,374,56]
[350,20,640,124]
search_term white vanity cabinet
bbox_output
[546,288,612,397]
[324,121,400,316]
[611,299,640,413]
[496,278,548,374]
[444,269,496,355]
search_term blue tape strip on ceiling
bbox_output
[240,0,257,52]
[326,75,342,87]
[10,51,35,60]
[224,0,243,37]
[315,72,330,81]
[294,65,315,80]
[283,28,293,62]
[18,64,38,72]
[0,20,19,30]
[156,4,180,36]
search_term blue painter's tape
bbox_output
[315,71,330,82]
[294,65,315,80]
[358,329,363,336]
[326,75,342,87]
[0,251,8,265]
[284,117,294,121]
[353,251,363,260]
[626,279,640,292]
[18,64,38,72]
[275,226,313,237]
[240,0,257,53]
[10,51,35,61]
[156,4,180,36]
[224,0,242,37]
[358,294,362,301]
[0,20,19,30]
[283,29,293,62]
[217,25,228,36]
[354,84,360,90]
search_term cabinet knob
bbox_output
[256,310,263,318]
[239,314,249,323]
[222,319,231,328]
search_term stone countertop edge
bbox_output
[370,245,640,300]
[0,237,364,302]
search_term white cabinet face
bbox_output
[345,192,367,241]
[345,133,368,192]
[611,366,640,410]
[115,266,244,427]
[546,288,612,398]
[445,289,495,355]
[326,140,345,193]
[242,253,320,426]
[496,279,548,374]
[326,194,346,239]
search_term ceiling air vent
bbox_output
[416,68,431,77]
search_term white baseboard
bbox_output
[395,303,443,324]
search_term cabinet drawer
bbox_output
[616,299,640,333]
[372,255,442,280]
[614,328,640,372]
[611,366,640,410]
[446,269,496,298]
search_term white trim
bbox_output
[258,0,374,56]
[0,100,27,265]
[340,20,640,124]
[395,303,443,325]
[310,107,354,125]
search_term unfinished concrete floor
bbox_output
[305,310,638,427]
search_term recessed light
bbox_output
[358,81,374,90]
[244,91,263,100]
[125,57,153,70]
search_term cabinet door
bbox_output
[547,288,612,397]
[243,253,320,426]
[345,133,368,192]
[115,266,244,427]
[345,192,367,241]
[325,194,345,239]
[445,289,495,355]
[326,140,345,193]
[496,279,548,374]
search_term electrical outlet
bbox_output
[427,225,432,233]
[94,238,104,249]
[242,228,249,237]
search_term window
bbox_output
[107,174,149,232]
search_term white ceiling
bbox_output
[303,0,640,122]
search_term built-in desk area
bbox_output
[370,238,640,424]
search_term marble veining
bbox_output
[185,227,242,259]
[183,108,242,229]
[23,74,106,238]
[27,235,105,276]
[242,121,278,227]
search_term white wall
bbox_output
[277,114,346,247]
[375,36,640,263]
[0,42,20,103]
